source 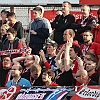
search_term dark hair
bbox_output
[46,41,58,47]
[33,7,42,13]
[85,52,98,66]
[63,1,72,9]
[84,30,93,36]
[7,12,16,18]
[7,28,17,35]
[1,9,9,14]
[97,8,100,15]
[3,55,12,62]
[42,68,55,81]
[71,45,81,57]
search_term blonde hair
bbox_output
[1,24,10,30]
[30,64,41,72]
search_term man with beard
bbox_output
[80,30,100,72]
[0,56,12,87]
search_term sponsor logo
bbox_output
[0,86,16,100]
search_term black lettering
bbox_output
[79,89,85,94]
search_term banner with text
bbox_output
[13,86,72,100]
[29,10,98,22]
[71,86,100,100]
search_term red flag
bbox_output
[79,0,100,5]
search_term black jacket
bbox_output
[51,14,75,44]
[12,21,23,39]
[70,15,97,43]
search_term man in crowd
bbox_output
[6,63,31,87]
[7,12,23,39]
[51,1,75,46]
[39,41,59,75]
[85,52,100,84]
[75,69,98,86]
[0,56,12,87]
[71,5,96,44]
[30,64,44,86]
[80,30,100,71]
[13,54,40,81]
[42,68,59,86]
[29,7,49,55]
[4,28,24,58]
[0,9,9,27]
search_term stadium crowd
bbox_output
[0,1,100,89]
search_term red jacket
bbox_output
[92,24,100,44]
[44,82,59,86]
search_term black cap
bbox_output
[1,9,9,14]
[46,41,58,47]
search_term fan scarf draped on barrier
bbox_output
[0,85,72,100]
[0,85,100,100]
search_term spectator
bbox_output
[30,64,44,86]
[56,10,62,16]
[59,29,79,51]
[0,9,9,27]
[39,41,59,75]
[0,9,9,41]
[26,5,52,46]
[55,41,74,86]
[85,52,100,84]
[42,68,59,86]
[29,7,49,55]
[75,69,98,86]
[92,8,100,44]
[51,1,75,46]
[0,24,10,43]
[71,5,96,44]
[7,12,23,39]
[80,30,100,71]
[4,28,24,58]
[6,63,31,87]
[13,55,35,73]
[69,45,81,77]
[13,54,40,81]
[0,56,12,87]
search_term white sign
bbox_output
[76,86,100,99]
[0,0,79,5]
